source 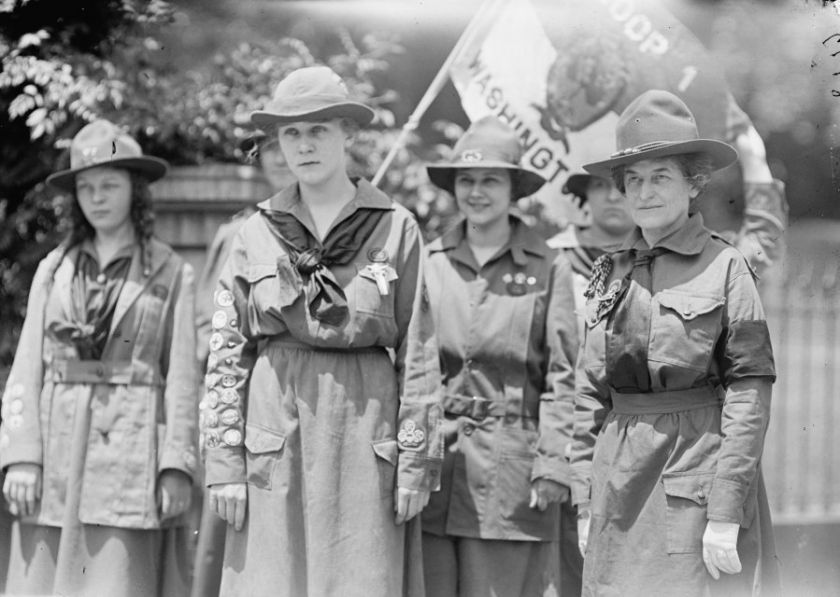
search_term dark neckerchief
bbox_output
[48,242,133,359]
[259,183,390,326]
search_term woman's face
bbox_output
[277,119,349,187]
[75,166,133,236]
[585,176,633,236]
[453,167,513,230]
[623,157,698,238]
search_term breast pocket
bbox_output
[649,290,724,371]
[247,260,299,313]
[353,264,395,318]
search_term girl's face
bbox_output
[623,157,698,239]
[453,167,513,230]
[75,166,133,237]
[585,176,633,236]
[277,119,350,187]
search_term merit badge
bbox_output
[221,389,239,405]
[212,310,228,329]
[205,430,220,449]
[9,399,23,415]
[397,420,426,450]
[367,248,389,263]
[360,263,398,296]
[215,289,234,308]
[204,412,219,428]
[209,333,224,352]
[221,374,237,388]
[220,409,239,426]
[223,429,243,446]
[205,390,220,409]
[526,276,537,286]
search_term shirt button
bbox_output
[697,489,705,500]
[463,424,474,436]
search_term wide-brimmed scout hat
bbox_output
[426,116,547,199]
[250,65,375,129]
[47,120,169,191]
[583,89,737,178]
[563,173,592,202]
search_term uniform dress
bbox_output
[571,212,780,597]
[422,216,579,597]
[0,238,199,597]
[201,179,442,597]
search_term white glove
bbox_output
[702,520,742,579]
[577,505,591,557]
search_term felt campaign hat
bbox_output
[250,66,375,129]
[583,89,737,178]
[47,120,168,191]
[426,116,547,200]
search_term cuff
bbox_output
[203,446,246,486]
[0,436,42,471]
[531,455,572,486]
[159,443,199,483]
[707,477,748,524]
[397,452,442,492]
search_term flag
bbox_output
[448,0,739,223]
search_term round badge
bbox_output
[514,272,527,285]
[9,399,24,415]
[7,415,23,429]
[526,276,537,286]
[221,389,239,405]
[221,374,237,388]
[209,333,224,352]
[367,248,389,263]
[223,429,242,446]
[205,430,220,448]
[204,412,219,428]
[220,409,239,425]
[205,390,220,409]
[211,310,228,330]
[216,290,234,308]
[502,273,513,284]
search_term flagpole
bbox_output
[371,0,506,188]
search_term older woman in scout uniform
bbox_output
[0,120,198,596]
[200,65,442,597]
[422,116,579,597]
[571,90,779,596]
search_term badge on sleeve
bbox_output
[360,263,398,296]
[397,420,426,451]
[212,310,228,329]
[215,290,234,308]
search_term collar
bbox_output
[78,238,137,268]
[618,212,711,256]
[258,177,394,216]
[431,214,548,267]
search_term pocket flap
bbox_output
[244,424,286,455]
[657,291,724,321]
[246,263,277,283]
[662,472,714,506]
[371,439,398,467]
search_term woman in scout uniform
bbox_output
[571,90,779,596]
[422,116,579,597]
[200,65,442,596]
[0,120,198,596]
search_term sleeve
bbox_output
[531,253,580,486]
[707,254,775,524]
[158,261,200,482]
[201,231,259,486]
[569,312,613,506]
[392,219,444,492]
[0,252,58,470]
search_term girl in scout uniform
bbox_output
[422,116,579,597]
[571,90,780,596]
[200,65,442,597]
[0,120,199,596]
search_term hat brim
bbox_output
[251,102,375,129]
[426,162,547,200]
[46,157,169,192]
[583,139,738,178]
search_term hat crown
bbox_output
[272,66,351,104]
[450,116,523,166]
[69,120,144,170]
[614,90,700,155]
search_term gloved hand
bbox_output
[576,504,591,556]
[702,520,742,579]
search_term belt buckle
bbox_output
[469,396,489,421]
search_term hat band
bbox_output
[611,140,689,158]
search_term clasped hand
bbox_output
[529,478,569,511]
[2,463,42,517]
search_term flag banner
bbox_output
[449,0,736,222]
